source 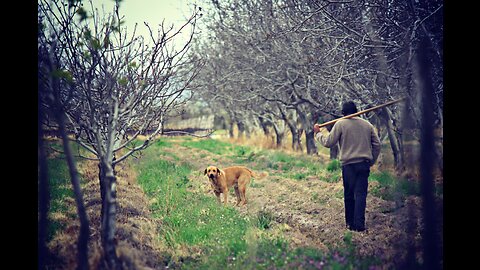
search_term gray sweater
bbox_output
[315,117,381,166]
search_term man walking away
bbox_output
[314,101,381,232]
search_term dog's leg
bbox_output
[234,184,241,206]
[238,176,249,206]
[214,190,221,204]
[223,190,228,206]
[239,186,247,206]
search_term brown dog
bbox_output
[204,165,257,206]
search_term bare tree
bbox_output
[38,3,90,268]
[38,84,50,270]
[38,0,203,268]
[191,0,442,173]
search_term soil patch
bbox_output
[47,159,169,269]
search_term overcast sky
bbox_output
[91,0,201,47]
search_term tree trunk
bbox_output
[278,107,302,151]
[99,162,106,206]
[291,128,300,151]
[237,120,245,139]
[272,122,285,148]
[325,125,339,159]
[296,108,317,154]
[57,113,90,270]
[434,102,443,174]
[258,116,271,137]
[99,161,119,270]
[418,36,441,270]
[226,110,235,138]
[380,107,404,172]
[228,121,235,138]
[296,128,304,152]
[305,129,318,155]
[46,49,90,269]
[246,128,251,139]
[276,131,284,148]
[237,118,250,139]
[38,104,50,270]
[285,116,301,151]
[329,144,339,160]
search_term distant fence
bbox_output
[42,115,216,138]
[164,115,215,130]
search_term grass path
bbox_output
[150,137,443,269]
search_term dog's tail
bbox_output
[249,169,268,179]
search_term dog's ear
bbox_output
[216,167,222,176]
[204,168,207,175]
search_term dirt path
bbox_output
[162,138,443,269]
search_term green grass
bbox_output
[46,158,73,241]
[369,171,421,201]
[155,139,173,148]
[43,141,79,242]
[47,158,74,212]
[257,150,330,180]
[134,141,250,252]
[323,173,342,183]
[43,135,417,269]
[259,150,344,183]
[292,171,308,180]
[180,138,257,164]
[256,210,274,230]
[195,231,380,270]
[326,159,341,172]
[180,138,234,155]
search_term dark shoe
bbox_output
[347,225,366,232]
[352,227,368,234]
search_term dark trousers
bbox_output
[342,160,370,230]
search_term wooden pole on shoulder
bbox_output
[316,97,407,128]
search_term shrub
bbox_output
[326,159,341,172]
[292,172,307,180]
[369,171,421,201]
[256,210,274,230]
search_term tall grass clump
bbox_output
[326,159,341,172]
[256,210,274,230]
[369,171,421,201]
